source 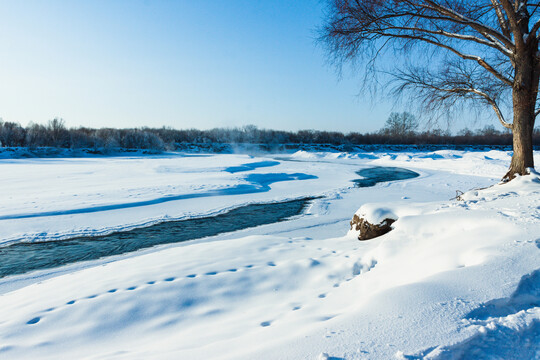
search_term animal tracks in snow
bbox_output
[25,261,282,327]
[26,317,40,325]
[25,251,370,335]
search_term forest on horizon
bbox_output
[1,113,539,152]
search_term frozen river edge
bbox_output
[0,166,418,278]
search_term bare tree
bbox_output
[47,118,69,147]
[380,112,419,136]
[321,0,540,180]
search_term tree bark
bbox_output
[505,105,535,180]
[504,57,537,181]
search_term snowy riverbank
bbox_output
[0,150,538,359]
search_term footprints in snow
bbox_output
[26,317,40,325]
[26,261,279,326]
[25,256,362,329]
[258,300,334,329]
[255,255,379,329]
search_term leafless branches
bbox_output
[321,0,540,128]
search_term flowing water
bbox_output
[0,198,316,278]
[353,166,419,187]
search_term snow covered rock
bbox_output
[350,205,398,240]
[349,214,395,240]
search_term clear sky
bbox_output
[0,0,399,132]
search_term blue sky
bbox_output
[0,0,398,132]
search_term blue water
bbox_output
[0,198,316,278]
[353,167,419,187]
[224,160,280,173]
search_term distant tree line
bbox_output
[0,114,539,152]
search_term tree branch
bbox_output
[380,25,513,56]
[423,85,513,129]
[529,18,540,39]
[491,0,512,38]
[368,30,514,86]
[421,0,515,50]
[475,90,514,129]
[371,4,516,52]
[499,0,525,50]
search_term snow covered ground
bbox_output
[0,150,539,359]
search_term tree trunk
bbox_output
[503,47,537,182]
[505,110,535,181]
[504,87,536,181]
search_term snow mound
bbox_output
[354,204,398,224]
[460,168,540,202]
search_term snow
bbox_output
[0,149,539,359]
[353,204,399,224]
